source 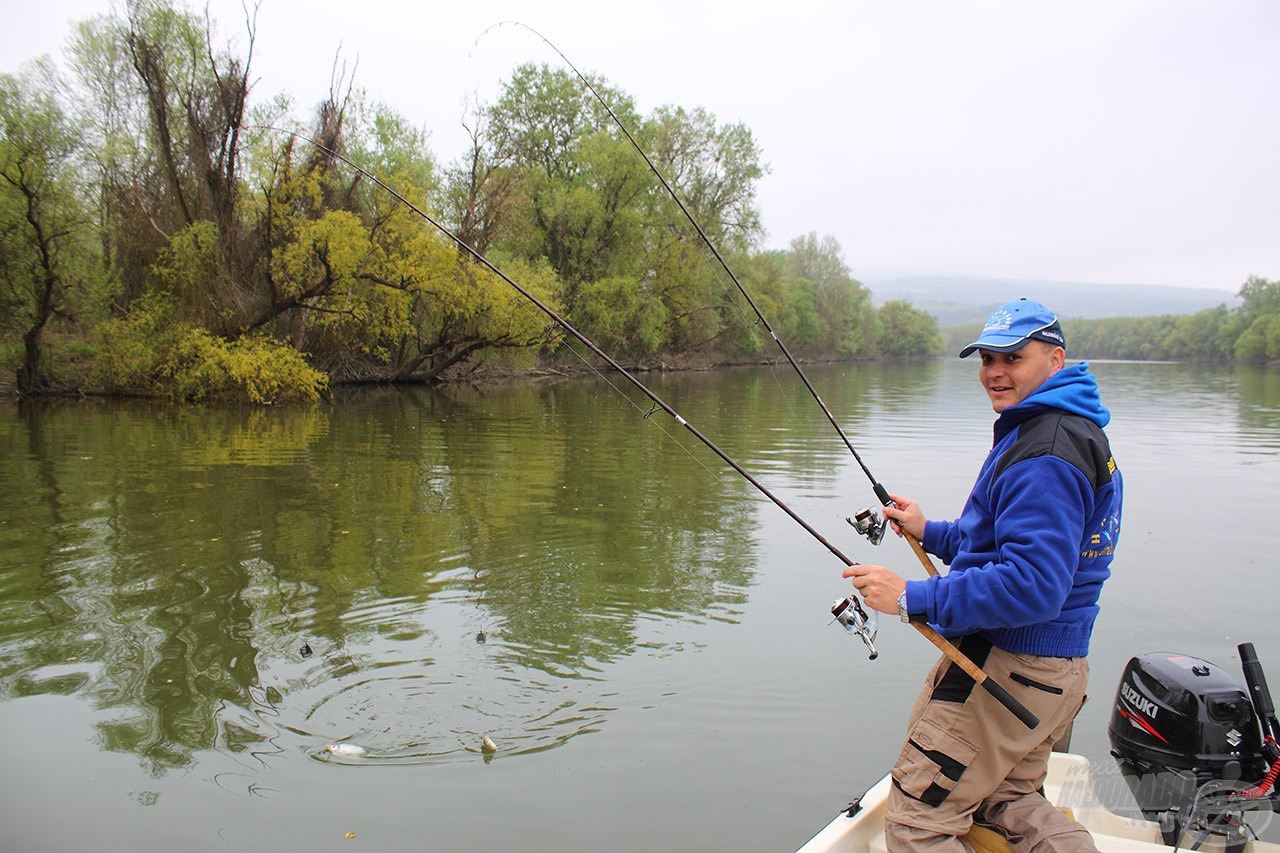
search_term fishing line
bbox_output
[255,126,1045,725]
[255,124,874,646]
[516,296,724,482]
[477,22,940,574]
[460,30,1040,726]
[473,22,811,428]
[256,127,851,557]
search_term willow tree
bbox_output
[66,0,256,331]
[246,90,557,383]
[0,59,95,395]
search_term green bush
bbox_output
[93,299,327,403]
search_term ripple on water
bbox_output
[292,661,618,766]
[247,581,676,769]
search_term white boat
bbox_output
[800,645,1280,852]
[798,751,1280,852]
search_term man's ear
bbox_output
[1051,345,1066,372]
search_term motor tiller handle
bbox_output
[1240,642,1280,742]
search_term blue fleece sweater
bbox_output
[904,362,1123,657]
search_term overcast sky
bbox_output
[4,0,1277,292]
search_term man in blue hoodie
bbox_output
[845,299,1122,851]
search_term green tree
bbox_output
[486,64,651,302]
[0,58,98,394]
[1162,305,1231,360]
[66,11,157,309]
[877,300,943,357]
[575,275,669,357]
[443,94,523,257]
[1215,311,1249,359]
[1235,315,1280,363]
[250,93,553,383]
[487,63,632,181]
[1228,276,1280,363]
[645,105,767,252]
[64,0,257,332]
[778,278,826,350]
[730,249,788,358]
[638,106,769,356]
[1239,275,1280,318]
[786,232,878,356]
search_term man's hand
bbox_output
[883,493,926,541]
[842,564,907,615]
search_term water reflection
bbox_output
[3,361,1280,851]
[0,380,773,775]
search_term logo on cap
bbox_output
[983,309,1014,333]
[1040,327,1065,345]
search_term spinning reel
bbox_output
[846,506,888,546]
[830,594,879,660]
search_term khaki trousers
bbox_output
[884,636,1096,852]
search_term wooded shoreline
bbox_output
[3,2,1274,405]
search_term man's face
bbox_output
[978,341,1065,413]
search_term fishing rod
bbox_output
[490,23,942,578]
[265,127,1038,729]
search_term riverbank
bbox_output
[1,349,884,403]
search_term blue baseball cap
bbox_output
[959,298,1066,358]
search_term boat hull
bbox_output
[796,752,1280,852]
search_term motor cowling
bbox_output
[1108,652,1268,842]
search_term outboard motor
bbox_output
[1108,644,1280,850]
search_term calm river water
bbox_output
[2,359,1279,851]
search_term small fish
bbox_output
[481,735,498,753]
[325,743,368,757]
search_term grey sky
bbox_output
[5,0,1276,292]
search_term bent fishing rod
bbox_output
[495,22,941,578]
[270,128,1038,729]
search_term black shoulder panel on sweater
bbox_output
[993,412,1115,490]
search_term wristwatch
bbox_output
[897,590,910,623]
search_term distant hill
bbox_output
[861,274,1240,327]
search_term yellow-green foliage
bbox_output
[94,298,327,403]
[152,220,218,301]
[576,275,669,355]
[160,328,327,403]
[272,208,411,360]
[270,210,370,301]
[461,253,564,348]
